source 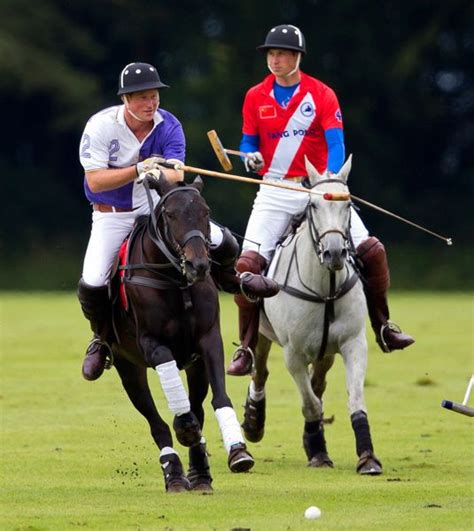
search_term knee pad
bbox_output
[77,278,110,321]
[236,250,267,275]
[356,237,387,269]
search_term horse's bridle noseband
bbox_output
[145,180,211,277]
[306,178,353,264]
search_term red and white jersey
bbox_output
[242,72,343,178]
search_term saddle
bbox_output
[110,215,148,311]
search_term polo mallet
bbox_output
[206,130,453,245]
[442,376,474,417]
[156,162,350,200]
[207,129,252,172]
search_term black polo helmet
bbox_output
[117,62,169,95]
[257,24,306,54]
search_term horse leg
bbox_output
[284,350,333,468]
[139,333,201,448]
[184,359,213,492]
[242,333,272,443]
[113,356,189,492]
[198,326,254,473]
[303,354,335,468]
[341,337,383,475]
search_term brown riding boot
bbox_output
[356,237,415,353]
[227,295,260,376]
[227,250,269,376]
[210,229,279,299]
[77,279,114,381]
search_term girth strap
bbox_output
[124,275,182,290]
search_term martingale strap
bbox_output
[280,265,360,360]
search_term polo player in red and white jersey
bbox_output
[227,24,414,376]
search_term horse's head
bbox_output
[305,155,353,272]
[147,174,211,284]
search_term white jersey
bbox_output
[79,105,185,210]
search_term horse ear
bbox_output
[305,155,324,186]
[145,170,171,195]
[190,175,204,193]
[337,154,352,183]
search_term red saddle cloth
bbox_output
[118,238,130,311]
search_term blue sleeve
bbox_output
[325,128,345,173]
[240,134,260,154]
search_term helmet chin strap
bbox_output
[267,52,301,78]
[122,95,148,122]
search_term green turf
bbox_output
[1,292,473,530]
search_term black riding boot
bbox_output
[77,278,113,381]
[210,227,279,300]
[356,237,414,352]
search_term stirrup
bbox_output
[379,321,402,353]
[87,337,114,370]
[231,345,255,374]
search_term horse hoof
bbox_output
[166,481,189,493]
[190,480,213,494]
[173,412,202,447]
[160,453,190,492]
[228,443,255,473]
[242,395,266,443]
[356,451,383,475]
[307,452,334,468]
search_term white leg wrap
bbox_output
[249,380,265,402]
[155,360,190,416]
[160,446,178,458]
[214,406,244,454]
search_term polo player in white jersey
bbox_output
[77,62,278,381]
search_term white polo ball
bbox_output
[304,505,321,519]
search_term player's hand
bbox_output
[136,156,166,176]
[244,151,264,172]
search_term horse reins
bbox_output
[121,179,210,291]
[278,178,360,360]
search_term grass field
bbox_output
[1,291,473,530]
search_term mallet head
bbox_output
[207,130,233,172]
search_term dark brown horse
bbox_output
[110,174,254,493]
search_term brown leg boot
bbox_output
[356,237,415,353]
[227,295,260,376]
[210,231,279,299]
[227,250,269,376]
[77,279,114,381]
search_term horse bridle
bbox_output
[144,179,211,277]
[306,178,353,263]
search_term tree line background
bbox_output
[1,0,472,290]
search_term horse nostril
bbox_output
[323,250,332,263]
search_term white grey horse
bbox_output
[242,156,382,475]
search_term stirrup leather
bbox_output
[379,320,402,353]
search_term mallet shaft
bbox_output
[350,193,453,245]
[162,162,332,197]
[224,148,250,158]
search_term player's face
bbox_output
[267,49,298,77]
[126,90,160,121]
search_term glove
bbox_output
[244,151,264,172]
[136,156,166,176]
